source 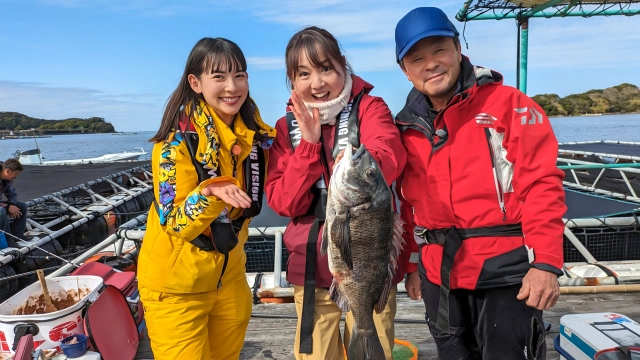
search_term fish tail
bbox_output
[347,327,385,360]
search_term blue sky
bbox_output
[1,0,639,132]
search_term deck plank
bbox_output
[135,292,640,359]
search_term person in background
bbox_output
[266,26,413,360]
[137,37,276,360]
[394,7,566,360]
[0,158,28,245]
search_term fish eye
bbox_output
[365,168,376,178]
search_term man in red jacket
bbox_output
[394,7,567,360]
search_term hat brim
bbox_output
[397,30,457,62]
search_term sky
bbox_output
[1,0,639,132]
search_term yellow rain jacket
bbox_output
[138,100,276,294]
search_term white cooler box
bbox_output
[556,313,640,360]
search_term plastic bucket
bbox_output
[60,333,88,358]
[0,275,103,355]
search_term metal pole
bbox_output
[46,234,118,277]
[460,8,640,20]
[455,0,474,21]
[273,231,283,288]
[48,215,147,277]
[557,163,640,170]
[518,18,529,94]
[516,24,521,90]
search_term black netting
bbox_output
[564,225,640,262]
[244,236,289,273]
[458,0,640,20]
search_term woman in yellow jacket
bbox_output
[138,37,276,360]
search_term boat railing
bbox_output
[43,160,640,294]
[47,215,148,278]
[0,165,153,266]
[556,159,640,289]
[557,158,640,202]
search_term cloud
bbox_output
[0,81,163,131]
[249,1,420,43]
[247,57,284,70]
[35,0,199,17]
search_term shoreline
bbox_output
[0,131,153,140]
[548,111,640,119]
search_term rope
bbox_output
[0,229,78,267]
[108,210,150,216]
[27,247,91,260]
[393,339,419,360]
[0,265,64,282]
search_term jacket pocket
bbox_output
[166,238,184,270]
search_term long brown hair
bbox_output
[285,26,353,89]
[150,37,264,143]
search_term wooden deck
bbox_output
[134,291,640,359]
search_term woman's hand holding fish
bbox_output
[289,90,321,144]
[202,182,252,209]
[333,149,345,172]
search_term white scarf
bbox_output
[302,75,353,125]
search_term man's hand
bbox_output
[517,267,560,310]
[7,205,21,219]
[202,182,252,209]
[289,91,321,144]
[405,271,422,300]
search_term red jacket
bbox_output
[396,58,566,290]
[266,74,410,288]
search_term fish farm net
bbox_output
[458,0,640,19]
[244,235,289,273]
[565,224,640,262]
[244,226,640,273]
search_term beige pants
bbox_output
[293,285,397,360]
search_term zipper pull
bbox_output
[217,279,223,289]
[501,206,507,221]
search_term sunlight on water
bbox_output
[0,132,154,161]
[550,113,640,143]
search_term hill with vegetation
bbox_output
[532,83,640,117]
[0,112,115,134]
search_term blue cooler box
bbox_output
[555,313,640,359]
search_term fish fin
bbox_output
[375,214,405,314]
[390,213,405,273]
[375,276,393,314]
[347,326,385,360]
[329,280,350,312]
[330,213,352,270]
[320,220,328,256]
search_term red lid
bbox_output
[84,285,138,360]
[72,262,135,293]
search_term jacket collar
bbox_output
[285,74,373,112]
[396,56,503,131]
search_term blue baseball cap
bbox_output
[395,7,460,62]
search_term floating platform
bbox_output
[132,292,640,360]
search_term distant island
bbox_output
[0,112,115,136]
[532,83,640,117]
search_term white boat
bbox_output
[15,147,147,165]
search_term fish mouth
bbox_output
[330,142,368,206]
[351,144,367,161]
